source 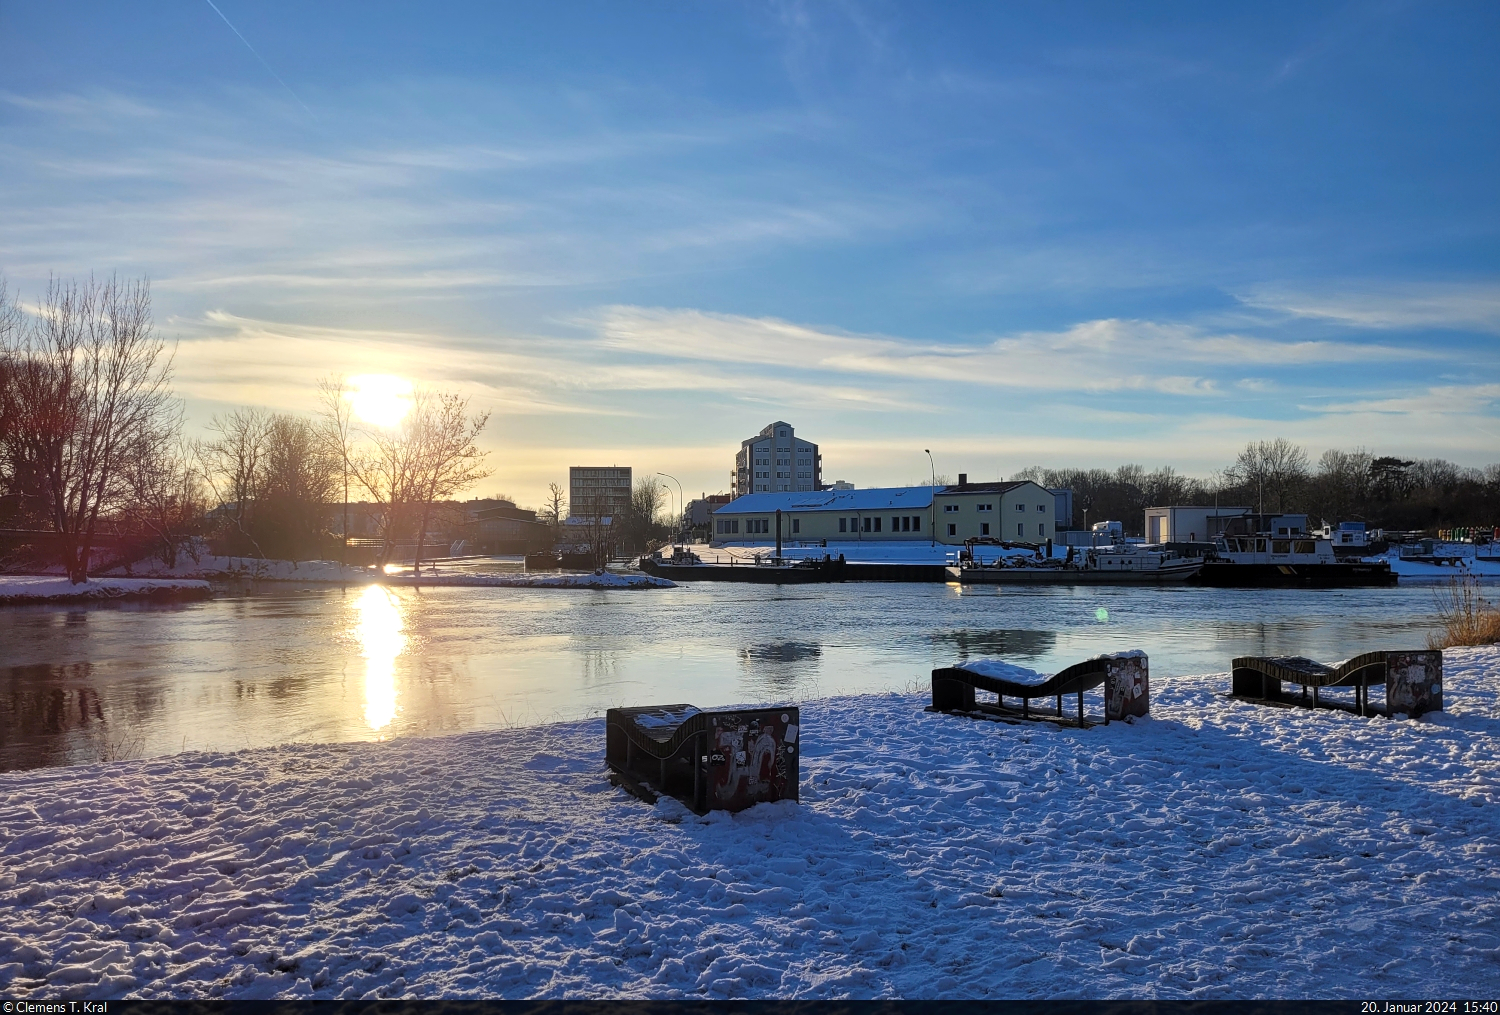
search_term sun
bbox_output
[348,374,413,428]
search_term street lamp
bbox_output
[925,449,936,547]
[657,472,684,544]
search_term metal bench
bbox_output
[605,704,799,813]
[928,651,1149,727]
[1229,650,1442,717]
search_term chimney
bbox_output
[958,473,967,486]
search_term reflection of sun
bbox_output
[354,585,406,733]
[348,374,413,428]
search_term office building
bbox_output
[733,421,821,497]
[569,466,632,521]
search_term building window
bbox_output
[944,504,958,513]
[901,516,910,532]
[873,517,882,533]
[1016,503,1026,512]
[912,515,920,532]
[1018,523,1025,536]
[977,503,993,512]
[981,523,990,535]
[839,518,847,533]
[1037,504,1046,513]
[947,523,957,537]
[792,518,800,534]
[862,517,871,533]
[1038,523,1045,537]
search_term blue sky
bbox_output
[2,1,1497,505]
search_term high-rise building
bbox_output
[569,466,632,520]
[732,421,821,497]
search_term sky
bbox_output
[2,1,1497,508]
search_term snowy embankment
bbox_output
[1384,555,1500,580]
[383,571,674,590]
[3,648,1498,1000]
[104,556,375,582]
[0,576,212,605]
[95,557,673,589]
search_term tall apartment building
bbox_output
[568,466,632,520]
[732,421,821,497]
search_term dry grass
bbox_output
[1429,573,1500,648]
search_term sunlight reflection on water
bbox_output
[0,577,1459,771]
[355,585,406,733]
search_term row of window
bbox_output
[835,515,923,533]
[717,516,1043,538]
[941,502,1049,513]
[946,522,1049,538]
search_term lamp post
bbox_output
[925,449,936,547]
[657,472,683,544]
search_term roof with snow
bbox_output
[713,486,935,514]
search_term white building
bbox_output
[733,421,821,497]
[1143,505,1250,543]
[710,479,1057,546]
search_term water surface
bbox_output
[0,576,1460,771]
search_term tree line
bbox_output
[1013,438,1500,536]
[0,274,490,581]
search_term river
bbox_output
[0,573,1463,771]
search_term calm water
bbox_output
[0,575,1467,771]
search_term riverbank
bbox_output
[0,576,212,605]
[4,558,673,594]
[3,646,1496,999]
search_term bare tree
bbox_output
[1228,438,1309,514]
[349,400,424,567]
[573,488,617,569]
[0,279,30,517]
[619,476,665,553]
[3,276,174,582]
[120,402,203,568]
[316,374,357,564]
[408,391,491,571]
[196,406,273,557]
[542,481,567,532]
[257,414,338,560]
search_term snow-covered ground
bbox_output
[99,557,672,589]
[101,556,378,582]
[3,647,1497,1000]
[1383,554,1500,580]
[0,576,212,605]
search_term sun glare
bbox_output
[348,374,413,428]
[354,585,406,734]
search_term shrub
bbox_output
[1429,573,1500,648]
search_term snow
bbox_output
[953,659,1053,686]
[0,576,212,605]
[1382,554,1500,580]
[110,555,673,589]
[103,556,379,582]
[630,707,704,730]
[3,646,1498,1000]
[952,650,1145,686]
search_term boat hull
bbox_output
[1196,561,1397,587]
[947,560,1202,584]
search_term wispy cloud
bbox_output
[1238,281,1500,333]
[592,305,1442,396]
